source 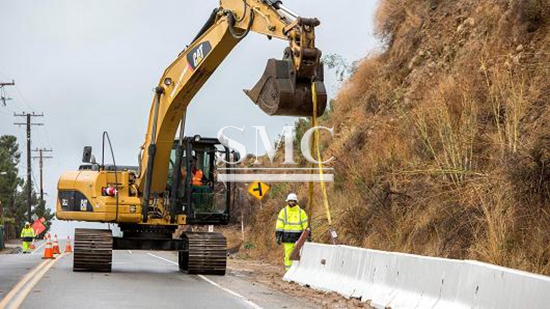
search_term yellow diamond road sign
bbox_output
[248,182,270,200]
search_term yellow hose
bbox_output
[310,81,333,226]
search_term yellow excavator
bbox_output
[56,0,327,275]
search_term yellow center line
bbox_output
[0,259,49,308]
[0,253,67,309]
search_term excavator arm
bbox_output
[137,0,327,221]
[55,1,327,273]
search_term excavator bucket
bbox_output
[245,58,327,117]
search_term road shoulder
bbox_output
[225,256,370,309]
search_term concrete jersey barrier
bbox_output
[283,243,550,309]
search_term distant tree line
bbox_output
[0,135,54,239]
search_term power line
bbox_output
[30,170,40,195]
[13,85,34,113]
[32,148,53,202]
[13,84,53,148]
[0,79,15,106]
[13,112,44,223]
[0,77,53,150]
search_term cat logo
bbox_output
[187,41,212,71]
[80,199,88,211]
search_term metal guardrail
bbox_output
[284,243,550,309]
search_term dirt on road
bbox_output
[226,256,372,309]
[0,240,21,254]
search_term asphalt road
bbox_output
[0,241,317,309]
[0,240,48,299]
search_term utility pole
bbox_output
[32,148,53,202]
[0,80,15,106]
[14,112,44,223]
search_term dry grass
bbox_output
[513,0,550,32]
[406,77,481,186]
[481,62,528,154]
[242,0,550,276]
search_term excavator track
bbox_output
[178,232,227,275]
[73,228,113,272]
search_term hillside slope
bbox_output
[244,0,550,275]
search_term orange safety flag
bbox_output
[31,218,47,236]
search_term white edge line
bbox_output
[196,275,263,309]
[146,253,263,309]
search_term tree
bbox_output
[9,181,41,231]
[0,135,54,237]
[322,53,358,82]
[0,135,22,224]
[0,135,24,239]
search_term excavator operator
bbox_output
[181,156,208,186]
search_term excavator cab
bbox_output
[168,136,231,225]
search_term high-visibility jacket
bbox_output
[192,169,204,186]
[20,227,35,242]
[275,205,308,243]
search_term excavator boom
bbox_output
[137,0,327,218]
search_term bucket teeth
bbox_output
[246,58,327,117]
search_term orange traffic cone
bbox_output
[42,234,55,259]
[29,239,36,250]
[52,234,60,255]
[64,236,72,253]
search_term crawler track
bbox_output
[73,228,113,272]
[179,232,227,275]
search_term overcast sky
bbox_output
[0,0,379,234]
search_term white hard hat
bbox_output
[286,193,298,202]
[25,222,30,225]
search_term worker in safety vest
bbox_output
[20,222,35,253]
[181,156,206,186]
[275,193,309,270]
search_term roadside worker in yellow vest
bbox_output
[20,222,35,254]
[275,193,309,270]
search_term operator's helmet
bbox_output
[286,193,298,202]
[25,222,30,226]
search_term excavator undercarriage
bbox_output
[74,227,227,275]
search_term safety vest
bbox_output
[275,205,308,243]
[192,169,204,186]
[20,227,35,238]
